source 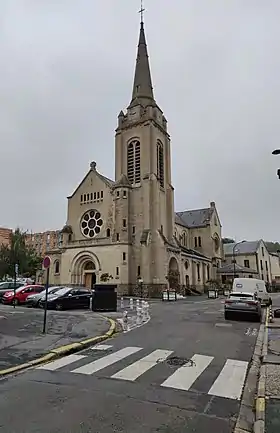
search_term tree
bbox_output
[222,238,235,244]
[0,228,42,280]
[265,241,280,253]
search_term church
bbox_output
[47,19,223,296]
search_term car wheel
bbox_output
[224,311,230,320]
[55,303,63,311]
[13,299,19,306]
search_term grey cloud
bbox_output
[0,0,280,240]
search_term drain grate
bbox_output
[165,356,196,368]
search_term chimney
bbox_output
[210,201,215,208]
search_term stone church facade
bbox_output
[46,21,223,295]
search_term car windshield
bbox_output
[49,287,70,297]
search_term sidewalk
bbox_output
[0,306,114,372]
[261,308,280,433]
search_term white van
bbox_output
[232,278,272,307]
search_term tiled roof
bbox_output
[175,207,214,229]
[217,263,258,274]
[223,241,261,256]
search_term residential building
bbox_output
[269,252,280,283]
[0,227,12,247]
[221,240,272,283]
[45,18,223,294]
[25,231,61,257]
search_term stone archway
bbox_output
[167,257,180,290]
[71,251,100,287]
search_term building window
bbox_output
[194,237,197,248]
[127,140,141,184]
[84,194,86,202]
[197,263,200,281]
[260,260,263,270]
[87,193,90,201]
[262,247,264,256]
[137,265,141,277]
[157,140,164,188]
[90,193,93,200]
[100,191,103,199]
[198,236,201,247]
[244,260,250,268]
[106,228,111,237]
[122,252,126,262]
[116,190,120,197]
[46,233,50,242]
[207,265,210,280]
[132,226,136,234]
[97,192,100,199]
[68,234,72,242]
[116,266,119,276]
[123,219,127,228]
[54,260,60,275]
[116,233,119,241]
[94,192,96,200]
[80,194,83,202]
[265,261,268,271]
[123,190,127,198]
[261,273,264,280]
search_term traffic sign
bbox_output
[43,256,51,269]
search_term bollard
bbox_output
[130,298,133,310]
[141,299,145,309]
[136,299,140,308]
[269,307,274,323]
[122,310,128,331]
[120,297,124,309]
[143,302,148,321]
[136,307,141,325]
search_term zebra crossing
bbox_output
[37,344,249,401]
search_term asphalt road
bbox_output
[0,297,259,433]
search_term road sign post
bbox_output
[13,263,19,309]
[42,256,51,334]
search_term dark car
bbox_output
[39,287,91,311]
[0,281,26,301]
[25,286,64,307]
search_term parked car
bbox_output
[2,284,45,305]
[25,286,64,308]
[39,287,91,310]
[224,291,262,322]
[0,281,23,301]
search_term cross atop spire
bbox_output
[139,0,145,24]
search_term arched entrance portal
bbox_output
[83,261,96,290]
[167,257,180,290]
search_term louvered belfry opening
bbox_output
[127,140,141,184]
[157,141,164,188]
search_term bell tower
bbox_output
[114,8,174,285]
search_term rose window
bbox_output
[80,210,103,238]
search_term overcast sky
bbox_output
[0,0,280,241]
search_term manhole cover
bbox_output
[165,356,195,367]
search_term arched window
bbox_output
[127,139,141,184]
[54,260,60,275]
[157,140,164,188]
[106,228,111,237]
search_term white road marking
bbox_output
[72,346,142,375]
[37,354,87,371]
[111,349,173,381]
[208,359,248,400]
[92,344,113,351]
[161,354,214,391]
[215,323,232,327]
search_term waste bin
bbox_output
[162,290,177,301]
[92,284,117,312]
[208,289,218,299]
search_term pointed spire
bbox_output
[128,17,155,108]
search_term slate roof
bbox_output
[217,263,258,275]
[223,241,261,256]
[175,207,214,229]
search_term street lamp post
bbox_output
[233,240,246,279]
[272,150,280,179]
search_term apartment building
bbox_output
[25,230,61,257]
[0,227,12,247]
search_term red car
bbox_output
[2,284,45,305]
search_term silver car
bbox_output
[224,291,262,322]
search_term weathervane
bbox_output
[139,0,145,23]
